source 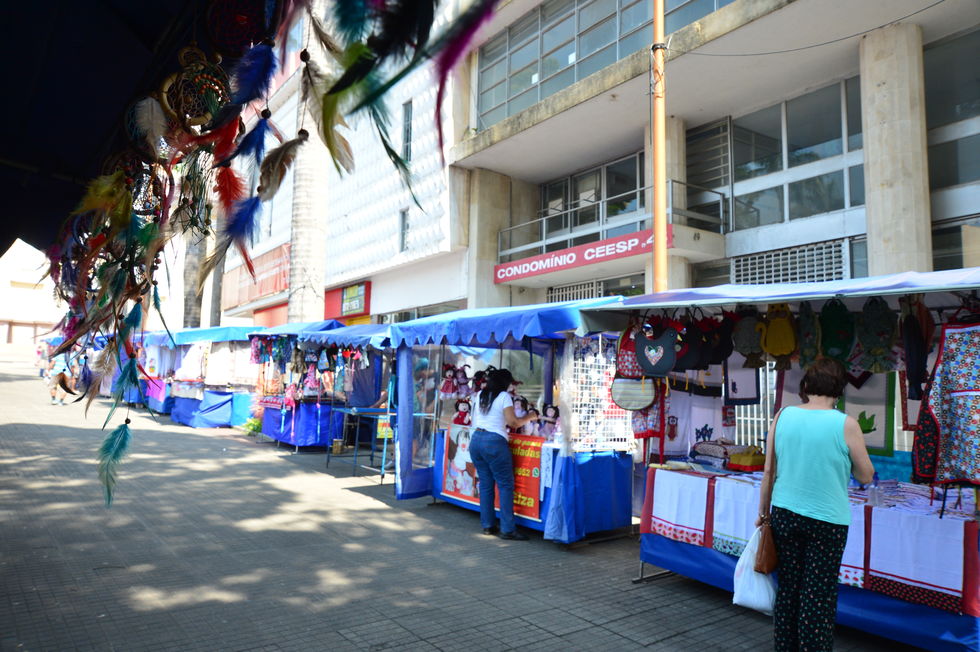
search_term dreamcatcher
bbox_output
[159,45,230,128]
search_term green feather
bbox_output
[98,422,131,506]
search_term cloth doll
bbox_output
[439,364,457,399]
[452,399,472,426]
[538,404,560,440]
[732,307,765,368]
[509,394,534,435]
[758,303,797,370]
[454,365,471,398]
[446,427,477,496]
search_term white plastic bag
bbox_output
[732,526,776,615]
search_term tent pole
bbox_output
[651,0,668,293]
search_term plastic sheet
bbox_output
[171,397,201,426]
[260,402,343,446]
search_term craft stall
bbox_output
[250,320,346,448]
[581,267,980,651]
[388,297,636,545]
[142,330,177,413]
[297,323,393,476]
[168,326,256,428]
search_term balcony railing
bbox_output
[498,180,727,263]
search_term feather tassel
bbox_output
[215,166,246,214]
[134,97,167,157]
[258,131,308,201]
[201,103,243,133]
[318,92,355,174]
[332,0,371,45]
[230,42,279,105]
[214,111,274,169]
[106,358,141,429]
[225,196,263,250]
[97,421,131,506]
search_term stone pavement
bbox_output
[0,352,918,651]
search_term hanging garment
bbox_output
[797,301,821,371]
[758,303,797,370]
[914,323,980,485]
[724,353,761,406]
[709,312,737,365]
[856,296,899,373]
[900,295,933,401]
[732,307,765,368]
[819,298,855,367]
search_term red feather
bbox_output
[215,167,245,214]
[212,118,241,163]
[235,241,255,278]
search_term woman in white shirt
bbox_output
[469,368,538,540]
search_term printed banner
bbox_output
[442,427,544,521]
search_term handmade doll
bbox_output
[471,366,496,394]
[446,427,477,496]
[439,364,457,399]
[538,404,560,440]
[452,399,472,426]
[758,303,797,370]
[454,365,471,398]
[510,394,535,435]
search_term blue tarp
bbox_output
[186,390,232,428]
[171,397,201,426]
[173,326,255,345]
[299,323,391,349]
[142,330,176,348]
[230,392,254,426]
[248,320,344,338]
[261,402,344,446]
[389,297,621,348]
[640,534,980,651]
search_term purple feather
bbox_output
[231,43,279,105]
[225,196,264,245]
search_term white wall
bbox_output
[370,250,468,315]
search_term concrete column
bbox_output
[287,104,329,322]
[859,23,932,274]
[644,117,690,292]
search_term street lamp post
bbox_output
[651,0,667,293]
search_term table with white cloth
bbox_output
[639,467,979,651]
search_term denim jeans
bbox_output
[468,429,515,533]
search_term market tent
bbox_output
[248,320,344,338]
[579,267,980,332]
[173,326,255,345]
[390,297,622,348]
[299,323,391,349]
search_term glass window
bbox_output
[542,0,575,24]
[788,171,844,220]
[480,33,507,62]
[602,274,646,297]
[928,133,980,190]
[619,24,652,57]
[665,0,714,34]
[543,15,574,52]
[509,64,538,97]
[510,40,538,73]
[621,0,652,34]
[573,169,601,227]
[401,100,412,162]
[542,40,575,77]
[734,186,783,230]
[787,84,842,166]
[846,76,862,151]
[850,239,868,278]
[509,87,539,115]
[577,43,617,78]
[579,17,616,58]
[580,0,616,30]
[509,12,539,46]
[541,67,576,99]
[733,105,783,181]
[479,105,506,128]
[933,217,980,270]
[479,83,507,112]
[480,59,507,90]
[606,157,639,217]
[849,165,864,207]
[924,30,980,129]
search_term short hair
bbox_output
[799,357,847,402]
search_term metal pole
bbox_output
[652,0,668,293]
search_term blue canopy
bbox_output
[299,323,391,349]
[248,319,344,338]
[389,297,621,348]
[142,330,176,348]
[173,326,255,345]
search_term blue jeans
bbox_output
[468,429,515,533]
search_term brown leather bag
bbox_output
[754,409,783,574]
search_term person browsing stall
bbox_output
[756,357,874,651]
[469,368,538,541]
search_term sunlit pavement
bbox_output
[0,350,913,651]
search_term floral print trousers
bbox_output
[771,506,848,651]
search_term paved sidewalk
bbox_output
[0,353,916,651]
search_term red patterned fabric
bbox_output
[866,575,962,613]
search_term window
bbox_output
[734,186,783,230]
[924,29,980,130]
[788,171,844,220]
[787,84,842,166]
[398,209,409,252]
[401,100,412,162]
[933,216,980,270]
[733,105,782,182]
[929,132,980,190]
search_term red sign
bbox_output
[442,427,543,521]
[494,227,672,283]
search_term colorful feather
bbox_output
[201,103,243,133]
[134,97,167,157]
[97,421,131,506]
[230,42,279,105]
[214,111,276,170]
[226,196,263,247]
[318,91,355,174]
[106,358,141,429]
[121,301,142,339]
[332,0,371,45]
[215,166,246,214]
[309,13,343,59]
[258,130,308,201]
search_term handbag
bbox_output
[610,374,656,411]
[754,408,783,574]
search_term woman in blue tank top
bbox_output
[757,358,874,651]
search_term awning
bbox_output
[247,320,344,339]
[389,297,622,348]
[173,326,256,345]
[299,323,391,349]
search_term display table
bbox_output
[329,407,393,479]
[170,397,202,426]
[638,467,980,651]
[145,378,174,414]
[260,399,344,447]
[433,431,633,543]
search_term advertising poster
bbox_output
[442,426,544,521]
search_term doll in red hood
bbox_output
[439,364,457,399]
[452,399,472,426]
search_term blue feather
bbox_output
[216,118,272,169]
[152,285,176,348]
[124,302,142,331]
[98,422,131,506]
[225,196,264,245]
[264,0,277,30]
[231,43,278,105]
[105,358,141,429]
[333,0,370,45]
